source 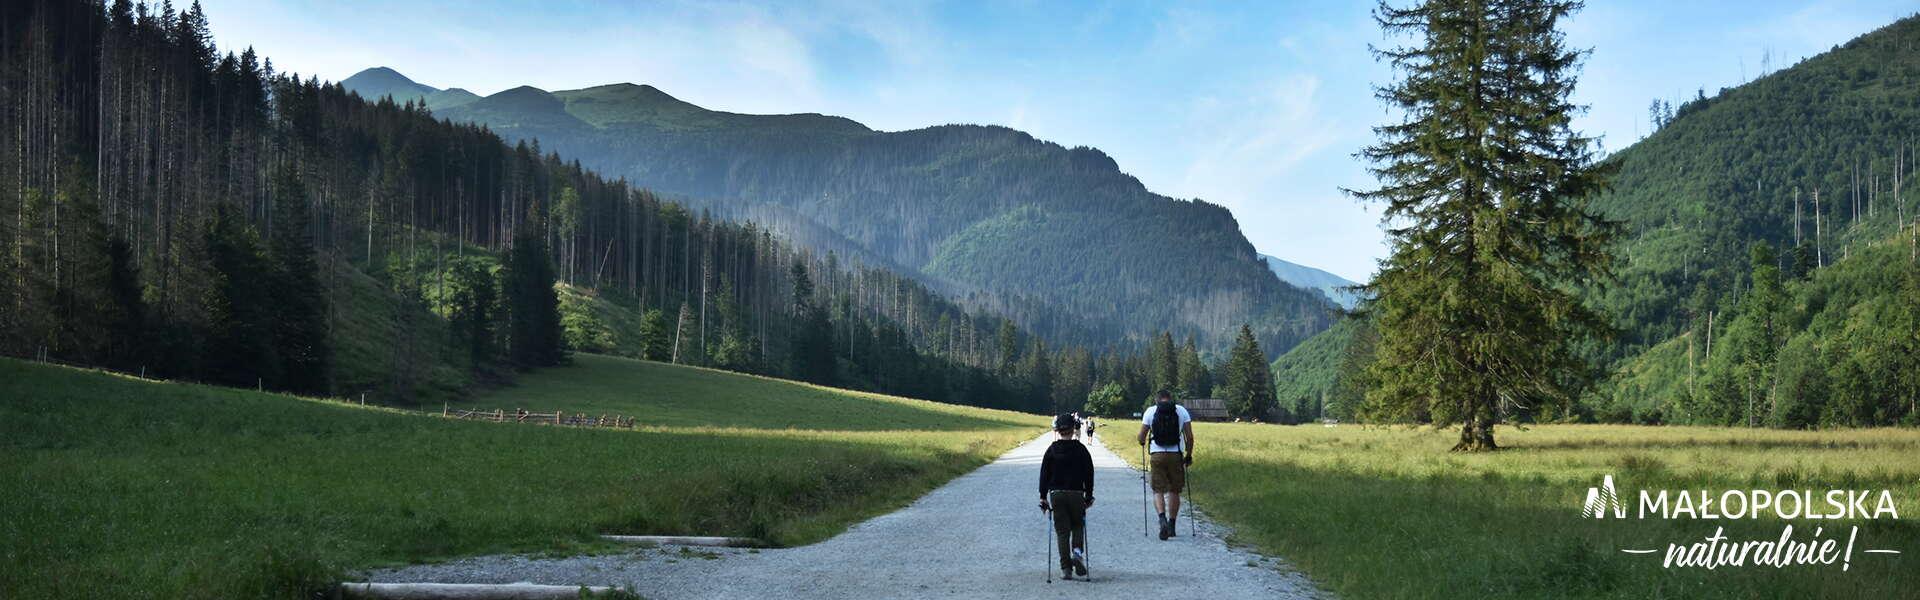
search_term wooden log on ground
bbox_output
[599,534,759,547]
[339,582,616,599]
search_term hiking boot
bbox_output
[1072,549,1088,576]
[1157,515,1171,540]
[1168,517,1178,537]
[1062,568,1075,580]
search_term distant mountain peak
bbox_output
[341,67,437,105]
[494,84,552,96]
[561,82,700,111]
[437,84,589,132]
[1259,254,1362,309]
[375,67,1337,350]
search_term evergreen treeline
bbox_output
[1589,14,1920,364]
[1595,235,1920,427]
[345,70,1339,355]
[0,0,1104,414]
[0,0,577,397]
[1270,12,1920,431]
[1579,14,1920,428]
[1075,327,1282,423]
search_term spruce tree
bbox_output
[639,309,672,361]
[997,320,1021,378]
[268,172,331,394]
[1222,324,1275,419]
[1021,338,1053,413]
[202,205,280,388]
[448,258,496,372]
[787,260,835,384]
[505,227,565,368]
[1353,0,1618,450]
[711,278,755,371]
[1177,336,1210,398]
[1732,243,1784,426]
[103,237,147,371]
[1150,331,1178,397]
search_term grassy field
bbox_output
[1109,423,1919,599]
[0,355,1041,599]
[461,353,1029,431]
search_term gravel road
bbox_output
[368,431,1325,599]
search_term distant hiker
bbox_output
[1137,390,1193,540]
[1085,416,1097,439]
[1040,414,1095,580]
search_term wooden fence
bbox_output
[441,405,637,429]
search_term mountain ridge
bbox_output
[346,68,1337,351]
[1259,254,1361,309]
[340,66,435,104]
[1266,13,1920,427]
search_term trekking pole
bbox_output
[1045,504,1054,584]
[1140,444,1149,538]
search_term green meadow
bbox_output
[0,356,1041,599]
[1111,423,1920,599]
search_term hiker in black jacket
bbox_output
[1039,414,1095,579]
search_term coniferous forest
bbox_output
[2,0,1256,414]
[341,67,1339,357]
[1270,13,1920,431]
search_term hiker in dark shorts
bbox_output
[1039,414,1095,580]
[1136,390,1193,540]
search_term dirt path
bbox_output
[368,432,1324,599]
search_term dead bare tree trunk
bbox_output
[1814,189,1824,268]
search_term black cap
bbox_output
[1155,389,1173,401]
[1053,414,1080,431]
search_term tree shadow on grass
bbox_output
[1194,456,1917,600]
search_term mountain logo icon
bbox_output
[1584,474,1627,519]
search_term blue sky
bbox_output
[200,0,1916,282]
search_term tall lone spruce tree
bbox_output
[505,227,565,369]
[1352,0,1618,451]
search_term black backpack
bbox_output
[1150,402,1181,447]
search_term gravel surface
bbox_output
[367,432,1325,599]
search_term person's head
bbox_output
[1155,390,1173,404]
[1053,413,1080,438]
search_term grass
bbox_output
[464,353,1034,431]
[1108,423,1920,599]
[1,356,1042,599]
[327,258,470,406]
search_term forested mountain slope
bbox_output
[1590,14,1920,357]
[0,0,1064,413]
[344,69,1336,353]
[1578,15,1920,428]
[1269,14,1920,428]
